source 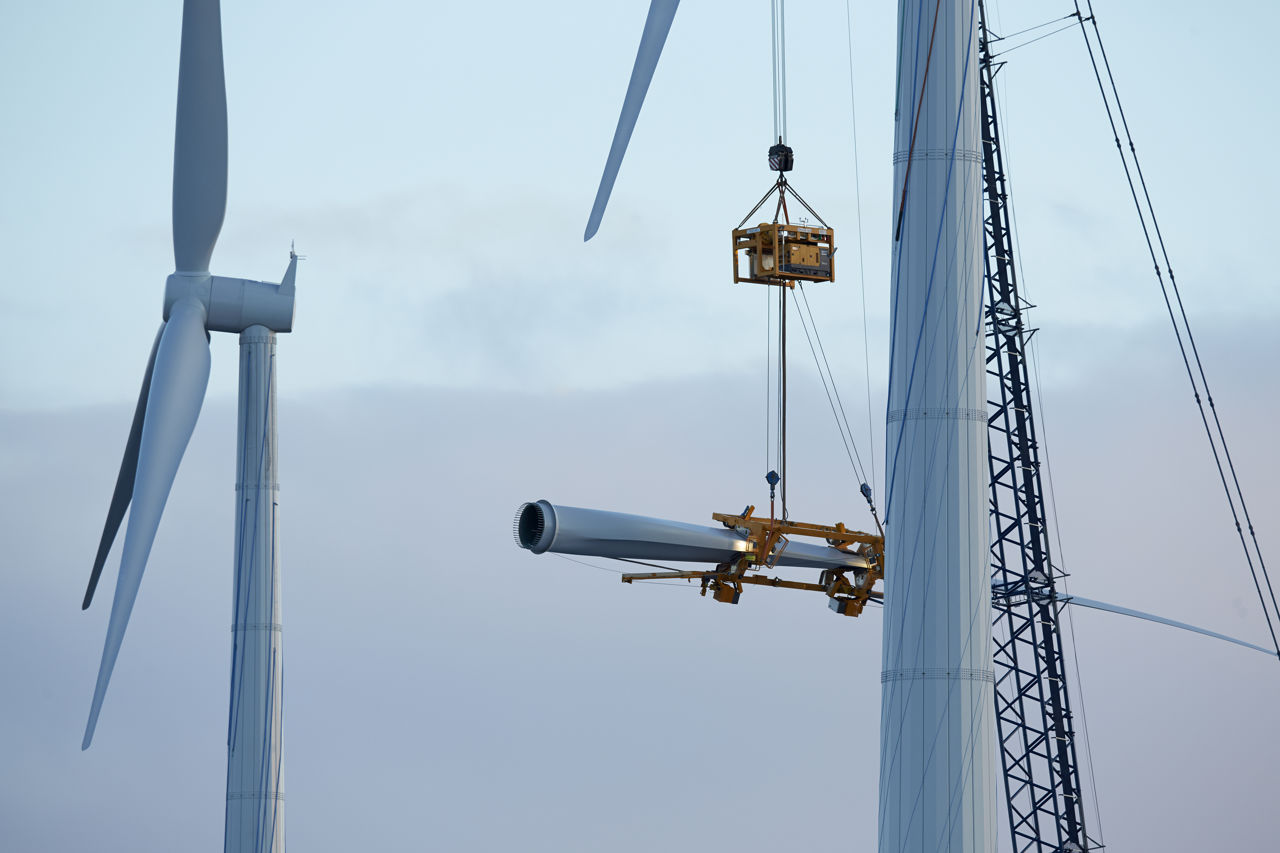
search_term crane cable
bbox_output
[845,0,878,500]
[987,11,1075,45]
[766,0,789,521]
[987,14,1077,59]
[779,283,788,520]
[794,284,870,490]
[771,0,788,144]
[1072,1,1280,659]
[763,0,879,524]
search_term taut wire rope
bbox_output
[1072,0,1280,659]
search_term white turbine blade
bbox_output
[583,0,680,242]
[514,500,870,571]
[84,326,164,610]
[83,299,211,749]
[172,0,228,273]
[1061,594,1279,658]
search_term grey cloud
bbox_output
[3,326,1279,851]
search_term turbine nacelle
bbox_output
[164,254,297,334]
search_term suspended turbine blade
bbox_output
[83,326,164,610]
[583,0,680,242]
[83,299,212,749]
[172,0,228,273]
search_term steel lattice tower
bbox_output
[978,3,1095,850]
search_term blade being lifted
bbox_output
[583,0,680,242]
[172,0,228,273]
[83,299,211,749]
[84,327,164,610]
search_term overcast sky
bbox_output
[2,1,1279,851]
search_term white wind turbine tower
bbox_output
[80,1,295,850]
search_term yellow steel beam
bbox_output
[612,506,886,618]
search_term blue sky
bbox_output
[3,1,1277,409]
[2,1,1279,851]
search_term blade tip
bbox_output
[83,703,103,749]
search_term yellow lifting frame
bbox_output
[732,222,836,288]
[621,505,885,617]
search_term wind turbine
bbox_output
[580,3,995,852]
[81,1,295,850]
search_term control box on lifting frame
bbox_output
[732,221,834,287]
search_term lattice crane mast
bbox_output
[978,2,1096,850]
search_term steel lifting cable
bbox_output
[552,554,693,589]
[771,0,788,143]
[764,1,778,491]
[765,287,773,482]
[1072,1,1280,658]
[768,0,789,520]
[986,11,1075,44]
[763,279,785,521]
[1084,1,1277,616]
[844,0,878,499]
[773,284,783,517]
[797,284,867,481]
[773,1,783,139]
[791,289,859,483]
[794,284,871,488]
[763,1,875,519]
[988,19,1077,59]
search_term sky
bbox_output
[2,1,1279,851]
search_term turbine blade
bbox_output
[1062,594,1280,659]
[172,0,228,272]
[583,0,680,242]
[83,299,211,749]
[83,326,165,610]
